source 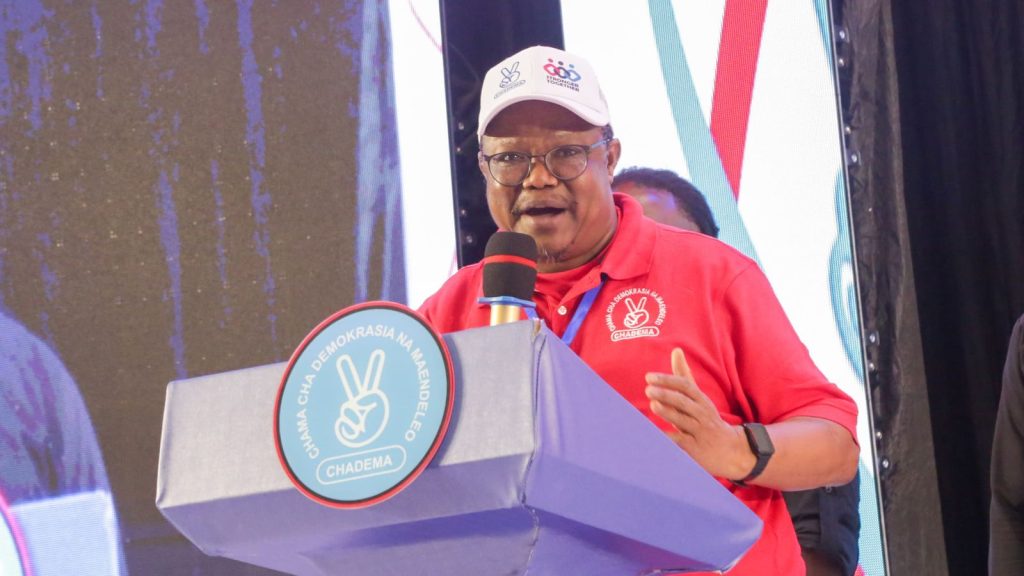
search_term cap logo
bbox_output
[543,58,582,82]
[499,62,521,87]
[492,60,527,100]
[543,58,582,92]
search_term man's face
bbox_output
[479,101,621,273]
[612,182,701,233]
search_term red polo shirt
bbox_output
[419,193,858,575]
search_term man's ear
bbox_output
[477,151,492,182]
[477,138,492,181]
[605,138,622,178]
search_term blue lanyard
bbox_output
[524,280,604,346]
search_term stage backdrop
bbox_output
[441,0,891,572]
[0,0,451,574]
[559,1,887,573]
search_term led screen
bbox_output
[390,0,456,307]
[0,0,452,573]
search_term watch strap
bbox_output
[733,423,773,487]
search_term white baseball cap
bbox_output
[477,45,611,138]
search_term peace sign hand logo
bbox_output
[499,62,520,87]
[334,349,390,448]
[623,297,650,328]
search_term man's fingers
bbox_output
[646,365,697,401]
[645,384,697,410]
[649,398,700,433]
[647,386,702,427]
[645,348,695,390]
[671,347,693,380]
[645,370,694,391]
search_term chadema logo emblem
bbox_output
[334,350,390,448]
[605,288,666,342]
[275,301,455,509]
[622,297,651,329]
[499,62,521,87]
[543,58,582,82]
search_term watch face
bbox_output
[745,423,775,457]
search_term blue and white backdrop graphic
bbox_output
[562,1,887,574]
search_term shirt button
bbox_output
[557,305,568,316]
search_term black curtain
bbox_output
[842,1,949,573]
[890,1,1024,573]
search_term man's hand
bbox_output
[646,347,860,490]
[645,347,753,481]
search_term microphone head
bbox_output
[482,232,538,300]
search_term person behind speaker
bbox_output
[612,166,861,576]
[419,45,859,576]
[611,166,719,237]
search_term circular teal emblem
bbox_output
[275,302,454,508]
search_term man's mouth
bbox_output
[513,205,567,219]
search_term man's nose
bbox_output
[522,156,558,188]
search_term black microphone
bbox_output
[481,232,538,326]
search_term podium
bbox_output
[156,321,761,575]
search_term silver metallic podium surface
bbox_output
[156,320,760,575]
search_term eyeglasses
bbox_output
[480,138,614,187]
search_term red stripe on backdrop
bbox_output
[710,0,769,199]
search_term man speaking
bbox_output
[419,45,859,575]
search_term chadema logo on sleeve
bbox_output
[274,301,455,508]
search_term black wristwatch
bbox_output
[733,423,775,487]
